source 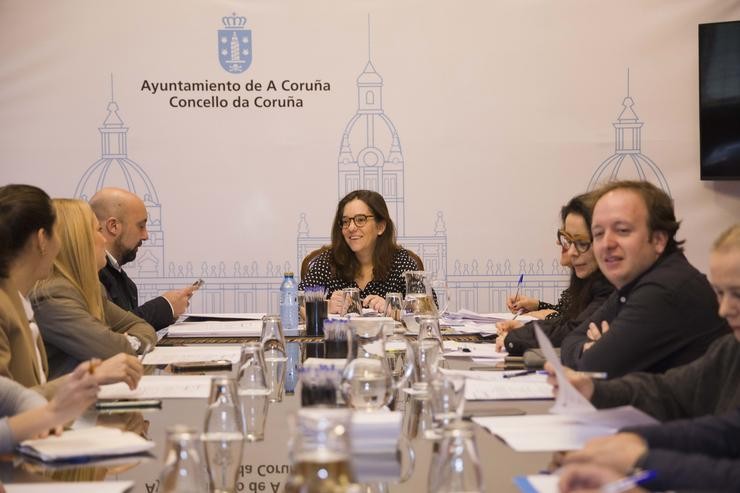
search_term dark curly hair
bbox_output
[330,190,400,282]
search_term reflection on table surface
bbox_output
[4,341,554,493]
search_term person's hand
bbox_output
[495,332,508,352]
[48,361,100,425]
[562,433,648,475]
[93,353,144,390]
[543,362,595,400]
[162,288,194,318]
[506,294,539,313]
[363,294,385,313]
[558,463,645,493]
[328,290,344,314]
[525,309,557,320]
[496,319,524,333]
[583,321,610,352]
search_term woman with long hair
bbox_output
[31,198,155,379]
[299,190,420,313]
[0,185,144,393]
[496,192,614,354]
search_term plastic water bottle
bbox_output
[279,272,299,333]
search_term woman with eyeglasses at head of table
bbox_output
[298,189,421,314]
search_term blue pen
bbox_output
[600,470,656,493]
[511,274,524,320]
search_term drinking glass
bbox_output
[340,318,393,410]
[203,377,244,493]
[261,315,287,403]
[414,316,444,385]
[428,373,466,439]
[384,325,415,401]
[428,422,484,492]
[384,292,403,321]
[341,287,362,316]
[236,343,270,442]
[284,409,354,493]
[159,426,208,493]
[430,277,450,315]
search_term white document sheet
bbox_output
[533,323,596,414]
[142,345,242,364]
[474,414,617,452]
[443,341,506,359]
[472,325,659,451]
[7,482,134,493]
[185,312,265,320]
[441,369,553,400]
[98,375,214,399]
[464,377,553,401]
[167,320,262,337]
[445,309,536,324]
[18,427,154,461]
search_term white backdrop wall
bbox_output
[2,0,740,314]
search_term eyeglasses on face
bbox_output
[340,214,375,229]
[557,230,592,254]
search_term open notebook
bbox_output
[18,426,154,462]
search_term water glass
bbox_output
[341,318,393,410]
[384,292,403,321]
[203,377,244,493]
[428,374,466,439]
[261,315,287,403]
[430,277,450,315]
[284,409,354,493]
[428,422,484,492]
[237,343,270,442]
[159,426,208,493]
[341,287,362,316]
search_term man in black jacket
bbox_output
[560,181,728,377]
[90,188,195,330]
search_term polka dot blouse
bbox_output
[298,249,420,299]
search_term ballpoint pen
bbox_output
[511,273,524,320]
[599,469,656,493]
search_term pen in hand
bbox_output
[599,469,656,493]
[511,273,524,320]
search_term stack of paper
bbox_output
[441,369,553,401]
[18,427,154,462]
[472,324,658,451]
[167,320,262,337]
[99,375,214,399]
[442,341,506,360]
[142,345,242,364]
[183,312,265,321]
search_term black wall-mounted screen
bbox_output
[700,20,740,180]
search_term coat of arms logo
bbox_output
[218,13,252,73]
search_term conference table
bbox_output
[3,334,556,493]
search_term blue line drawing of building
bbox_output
[74,78,287,315]
[587,70,671,195]
[297,21,447,287]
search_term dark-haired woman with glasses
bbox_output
[299,190,419,314]
[496,193,614,354]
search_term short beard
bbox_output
[115,237,140,266]
[120,247,138,266]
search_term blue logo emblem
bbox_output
[218,13,252,73]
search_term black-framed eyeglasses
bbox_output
[557,230,592,254]
[340,214,375,229]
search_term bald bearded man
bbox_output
[90,188,194,330]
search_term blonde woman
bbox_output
[31,199,156,379]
